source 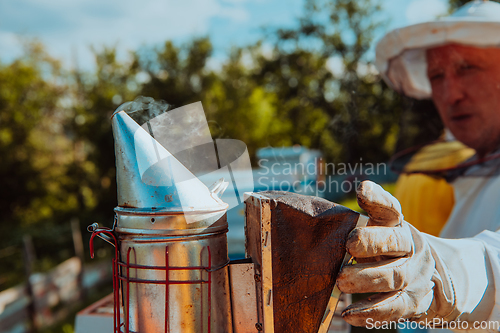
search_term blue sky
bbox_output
[0,0,448,71]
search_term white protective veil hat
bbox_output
[375,0,500,99]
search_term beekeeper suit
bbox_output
[336,1,500,331]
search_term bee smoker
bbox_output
[89,108,232,333]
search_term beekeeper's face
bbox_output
[426,44,500,156]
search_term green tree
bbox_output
[250,0,413,164]
[207,48,296,160]
[69,46,138,224]
[139,38,215,106]
[0,42,78,287]
[133,0,443,166]
[136,39,287,161]
[449,0,499,9]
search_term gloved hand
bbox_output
[336,181,495,328]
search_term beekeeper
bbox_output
[336,0,500,330]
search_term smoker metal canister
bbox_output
[114,206,232,333]
[107,106,233,332]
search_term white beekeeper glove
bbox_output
[337,181,496,329]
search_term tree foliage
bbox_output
[449,0,499,9]
[0,43,75,286]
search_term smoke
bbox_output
[116,96,173,126]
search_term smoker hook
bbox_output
[87,222,116,248]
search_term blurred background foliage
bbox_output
[449,0,499,9]
[0,0,447,291]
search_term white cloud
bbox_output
[406,0,448,24]
[0,0,249,69]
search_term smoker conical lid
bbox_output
[111,110,228,214]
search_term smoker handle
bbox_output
[87,222,116,247]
